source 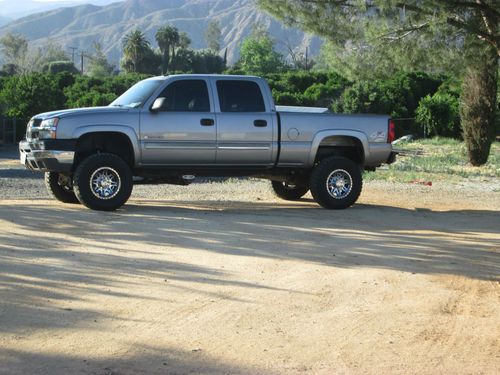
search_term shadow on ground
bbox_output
[0,199,498,373]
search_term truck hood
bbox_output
[34,106,130,119]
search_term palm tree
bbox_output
[155,25,179,74]
[122,29,150,72]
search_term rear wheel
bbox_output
[44,172,79,204]
[271,180,309,201]
[73,153,133,211]
[309,156,362,209]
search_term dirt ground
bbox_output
[0,181,499,374]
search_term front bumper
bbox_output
[19,139,76,173]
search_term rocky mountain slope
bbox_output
[0,0,322,65]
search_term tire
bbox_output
[44,172,80,204]
[73,153,133,211]
[309,156,362,209]
[271,180,309,201]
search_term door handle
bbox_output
[200,118,215,126]
[254,119,267,127]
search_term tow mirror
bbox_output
[151,97,165,112]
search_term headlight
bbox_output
[38,117,59,139]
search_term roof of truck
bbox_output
[148,74,263,80]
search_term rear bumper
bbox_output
[19,139,76,173]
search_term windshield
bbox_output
[110,79,163,108]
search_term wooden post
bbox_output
[13,118,17,143]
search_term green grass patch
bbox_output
[365,138,500,182]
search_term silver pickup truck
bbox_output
[19,74,396,211]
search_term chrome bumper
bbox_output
[19,140,75,172]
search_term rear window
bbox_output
[216,80,266,112]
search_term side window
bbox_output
[157,80,210,112]
[216,80,266,112]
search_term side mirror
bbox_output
[151,97,165,112]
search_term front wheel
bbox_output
[73,153,133,211]
[309,156,362,209]
[271,181,309,201]
[45,172,80,204]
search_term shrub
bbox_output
[42,61,79,74]
[333,72,442,118]
[416,93,460,137]
[0,73,62,119]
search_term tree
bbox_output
[205,20,222,51]
[156,25,180,74]
[238,28,286,74]
[122,29,154,73]
[0,33,28,74]
[192,49,226,73]
[88,42,114,77]
[258,0,499,165]
[41,61,79,74]
[0,73,61,119]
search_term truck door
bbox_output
[214,79,275,166]
[140,79,216,165]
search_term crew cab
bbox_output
[19,74,396,211]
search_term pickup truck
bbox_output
[19,74,396,211]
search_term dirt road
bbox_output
[0,182,499,374]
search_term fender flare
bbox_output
[72,125,140,167]
[308,130,370,167]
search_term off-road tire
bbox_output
[73,153,133,211]
[271,181,309,201]
[309,156,362,209]
[44,172,80,204]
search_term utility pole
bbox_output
[80,51,84,74]
[305,47,308,71]
[69,47,78,65]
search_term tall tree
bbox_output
[0,33,28,73]
[205,20,222,51]
[88,42,114,77]
[238,27,287,74]
[258,0,499,165]
[122,29,151,73]
[156,25,180,74]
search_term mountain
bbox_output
[0,0,322,65]
[0,0,119,19]
[0,15,11,27]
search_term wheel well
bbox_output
[315,136,364,165]
[74,132,134,169]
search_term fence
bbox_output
[0,116,26,145]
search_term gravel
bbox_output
[2,145,499,202]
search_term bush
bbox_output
[333,72,442,118]
[416,93,460,137]
[0,73,63,119]
[42,61,79,74]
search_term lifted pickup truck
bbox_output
[20,74,396,211]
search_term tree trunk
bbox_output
[460,39,498,166]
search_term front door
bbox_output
[214,79,275,166]
[140,79,216,165]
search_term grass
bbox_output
[365,138,500,183]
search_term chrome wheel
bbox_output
[90,167,121,200]
[326,169,352,199]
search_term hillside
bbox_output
[0,0,322,65]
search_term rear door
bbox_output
[213,79,275,165]
[140,78,216,165]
